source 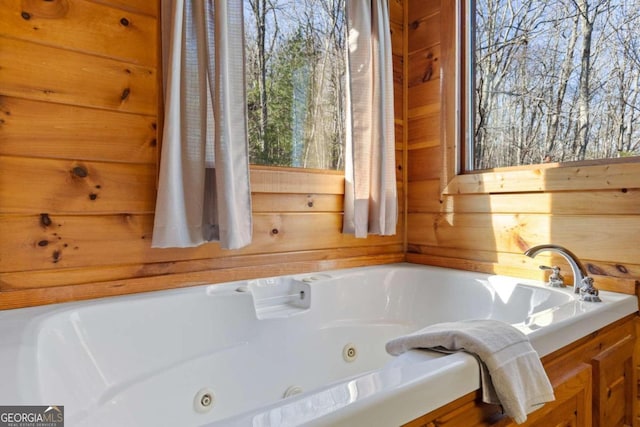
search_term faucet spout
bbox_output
[524,244,600,302]
[524,244,589,294]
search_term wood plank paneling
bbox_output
[252,193,343,213]
[249,167,344,194]
[409,0,441,22]
[408,101,440,120]
[394,87,404,120]
[0,253,406,310]
[446,189,640,215]
[390,19,404,54]
[407,179,442,212]
[0,36,157,115]
[408,45,441,87]
[406,253,639,297]
[0,0,157,66]
[439,0,457,187]
[88,0,158,17]
[409,181,640,215]
[0,0,407,308]
[394,53,404,119]
[407,246,640,286]
[0,97,157,163]
[408,113,441,149]
[0,156,156,214]
[396,122,405,145]
[408,212,640,264]
[445,161,640,194]
[389,0,404,25]
[408,78,440,111]
[0,211,403,273]
[407,146,441,181]
[406,0,640,299]
[0,246,404,291]
[0,165,346,217]
[408,12,440,53]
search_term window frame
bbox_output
[441,0,640,197]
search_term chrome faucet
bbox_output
[524,244,601,302]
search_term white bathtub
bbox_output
[0,263,636,426]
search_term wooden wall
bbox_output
[405,0,640,294]
[7,0,635,310]
[0,0,406,309]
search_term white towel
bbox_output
[385,319,555,424]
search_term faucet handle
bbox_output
[539,265,565,288]
[579,277,602,302]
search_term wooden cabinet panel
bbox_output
[404,363,592,427]
[592,334,634,427]
[402,392,503,427]
[522,363,592,427]
[405,317,638,427]
[524,398,577,427]
[421,399,502,426]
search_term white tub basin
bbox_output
[0,263,636,426]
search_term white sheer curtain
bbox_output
[153,0,252,249]
[343,0,397,238]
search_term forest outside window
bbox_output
[467,0,640,171]
[244,0,346,170]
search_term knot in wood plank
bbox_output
[120,88,131,102]
[71,165,88,178]
[21,0,69,19]
[40,213,52,227]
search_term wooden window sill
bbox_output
[443,158,640,195]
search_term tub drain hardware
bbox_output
[343,343,358,362]
[193,388,215,413]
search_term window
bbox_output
[244,0,346,170]
[468,0,640,171]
